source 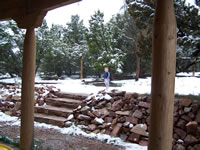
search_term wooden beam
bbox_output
[148,0,177,150]
[32,0,81,12]
[14,11,47,28]
[0,0,80,21]
[20,27,36,150]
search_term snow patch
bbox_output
[0,112,147,150]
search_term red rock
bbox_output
[174,144,185,150]
[88,124,97,131]
[196,110,200,124]
[187,146,196,150]
[123,103,133,110]
[125,93,134,99]
[80,106,90,114]
[116,110,131,116]
[139,140,148,146]
[181,115,192,122]
[191,103,199,114]
[130,124,148,137]
[38,99,44,106]
[176,119,187,130]
[127,132,141,143]
[111,118,118,128]
[118,117,126,123]
[110,90,126,96]
[138,101,150,109]
[111,100,122,111]
[92,110,103,118]
[174,128,186,139]
[87,111,96,118]
[100,129,106,134]
[186,121,198,135]
[77,114,91,121]
[111,123,122,136]
[104,117,113,123]
[132,110,143,119]
[184,135,198,145]
[93,129,100,134]
[11,95,21,102]
[12,102,21,111]
[126,117,138,125]
[98,123,111,129]
[179,98,192,107]
[188,112,195,120]
[97,108,110,118]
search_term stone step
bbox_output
[53,92,89,100]
[34,113,67,127]
[35,105,73,117]
[46,98,82,108]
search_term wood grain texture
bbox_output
[148,0,177,150]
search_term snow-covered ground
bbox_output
[1,72,200,96]
[0,112,147,150]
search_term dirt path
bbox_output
[0,122,124,150]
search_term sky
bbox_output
[45,0,196,27]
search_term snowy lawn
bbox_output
[0,72,200,96]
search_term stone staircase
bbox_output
[34,92,89,127]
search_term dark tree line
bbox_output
[0,0,200,79]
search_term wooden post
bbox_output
[20,27,36,150]
[80,55,83,79]
[148,0,177,150]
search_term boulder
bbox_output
[132,110,143,119]
[88,124,97,131]
[111,123,122,137]
[196,110,200,124]
[127,132,140,143]
[174,128,187,139]
[138,101,150,109]
[126,116,138,125]
[174,144,185,150]
[186,121,198,136]
[77,114,91,121]
[116,110,131,116]
[130,124,148,137]
[176,119,187,130]
[139,140,148,146]
[184,135,198,145]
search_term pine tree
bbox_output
[126,0,154,80]
[0,20,24,77]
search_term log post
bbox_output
[14,12,46,150]
[20,27,36,150]
[80,55,83,79]
[148,0,177,150]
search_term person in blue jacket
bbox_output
[104,67,110,90]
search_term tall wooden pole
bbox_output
[20,27,36,150]
[80,55,83,79]
[148,0,177,150]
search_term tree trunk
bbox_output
[148,0,177,150]
[135,52,140,81]
[80,56,83,79]
[192,64,195,76]
[20,27,36,150]
[135,37,140,81]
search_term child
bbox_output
[104,67,110,90]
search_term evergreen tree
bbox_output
[0,20,24,77]
[126,0,154,80]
